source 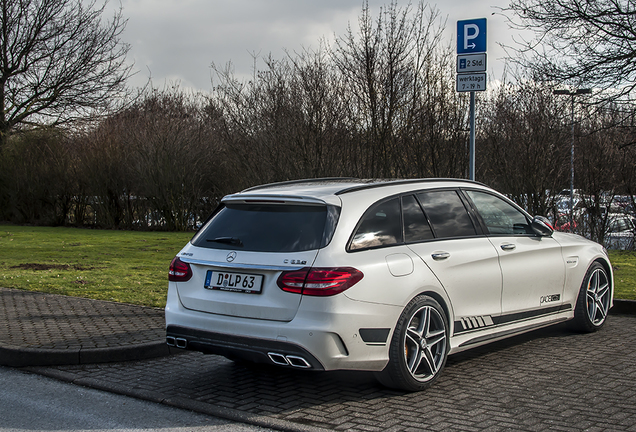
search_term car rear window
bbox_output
[192,203,339,252]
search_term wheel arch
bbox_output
[411,289,453,338]
[593,256,615,302]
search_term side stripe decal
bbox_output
[454,304,573,335]
[459,314,495,330]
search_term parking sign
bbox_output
[457,18,487,54]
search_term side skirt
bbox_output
[452,304,573,350]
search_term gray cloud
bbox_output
[116,0,514,91]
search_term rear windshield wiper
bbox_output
[206,237,244,247]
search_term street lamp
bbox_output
[553,88,592,232]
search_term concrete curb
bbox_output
[0,341,172,368]
[611,299,636,315]
[25,366,332,432]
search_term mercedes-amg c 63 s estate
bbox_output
[166,178,613,391]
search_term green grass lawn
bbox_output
[0,224,192,307]
[608,250,636,300]
[1,224,635,307]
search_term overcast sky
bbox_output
[113,0,518,92]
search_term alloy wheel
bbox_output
[586,267,611,326]
[403,305,447,382]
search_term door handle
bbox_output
[500,243,516,251]
[431,252,450,261]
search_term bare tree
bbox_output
[502,0,636,98]
[332,0,447,178]
[479,80,570,216]
[0,0,131,148]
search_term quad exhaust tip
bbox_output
[166,336,188,349]
[267,352,311,368]
[165,339,310,368]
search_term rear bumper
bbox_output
[166,325,324,370]
[165,284,399,371]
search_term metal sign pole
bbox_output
[570,95,575,231]
[469,91,475,181]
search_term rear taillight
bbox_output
[169,257,192,282]
[277,267,363,296]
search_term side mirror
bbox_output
[531,216,554,237]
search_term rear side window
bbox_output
[192,203,338,252]
[403,195,434,242]
[417,190,477,238]
[350,198,403,251]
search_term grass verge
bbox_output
[608,250,636,300]
[1,224,635,306]
[0,224,192,307]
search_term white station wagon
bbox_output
[166,178,613,391]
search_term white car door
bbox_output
[404,191,503,333]
[463,190,566,320]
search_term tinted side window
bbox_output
[417,190,477,238]
[350,198,403,251]
[403,195,434,243]
[465,190,532,235]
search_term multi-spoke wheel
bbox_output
[376,295,448,391]
[572,262,611,332]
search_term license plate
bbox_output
[204,270,263,294]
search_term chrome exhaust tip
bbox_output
[167,336,188,349]
[268,352,289,366]
[268,352,312,368]
[286,355,311,368]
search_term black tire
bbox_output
[571,262,611,333]
[375,295,449,391]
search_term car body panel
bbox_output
[407,237,502,323]
[492,235,566,314]
[551,231,614,309]
[175,246,318,321]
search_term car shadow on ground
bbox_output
[170,319,583,402]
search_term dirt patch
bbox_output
[10,263,97,271]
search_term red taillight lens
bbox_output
[277,267,363,296]
[169,257,192,282]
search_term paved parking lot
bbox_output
[26,311,636,432]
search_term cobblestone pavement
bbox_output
[0,287,169,366]
[26,312,636,432]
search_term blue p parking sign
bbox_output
[457,18,487,54]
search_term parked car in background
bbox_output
[554,213,577,232]
[166,178,613,391]
[605,213,636,250]
[610,195,634,213]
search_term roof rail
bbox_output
[335,178,485,195]
[241,177,359,192]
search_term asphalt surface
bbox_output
[0,366,274,432]
[1,286,636,432]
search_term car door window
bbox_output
[403,195,434,243]
[416,190,477,238]
[465,190,533,235]
[350,197,403,251]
